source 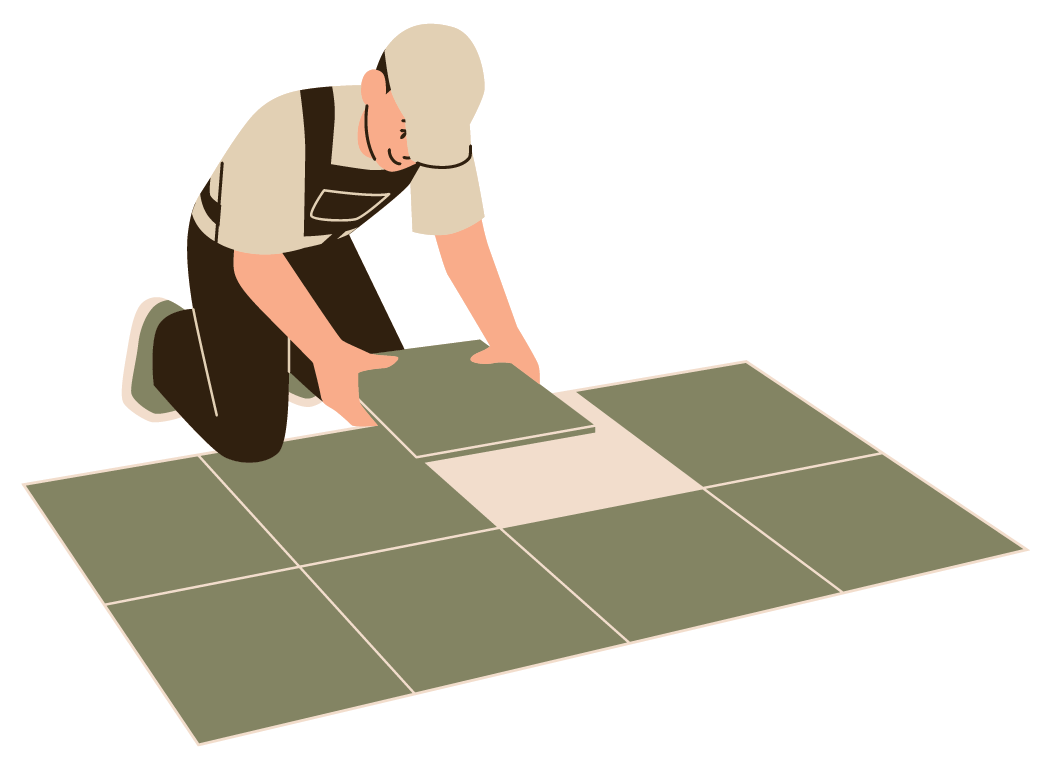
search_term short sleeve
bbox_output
[409,157,485,236]
[214,91,324,255]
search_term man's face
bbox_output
[359,69,417,172]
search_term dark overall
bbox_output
[153,87,419,462]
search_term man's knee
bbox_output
[210,420,286,463]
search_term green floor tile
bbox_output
[204,428,493,565]
[579,364,875,485]
[710,456,1021,590]
[359,340,595,460]
[307,531,624,691]
[110,570,409,743]
[27,458,293,603]
[508,492,836,641]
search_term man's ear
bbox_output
[360,69,387,104]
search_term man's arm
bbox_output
[436,220,540,383]
[232,252,397,426]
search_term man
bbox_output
[121,24,539,463]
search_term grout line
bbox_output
[197,457,297,565]
[299,568,415,693]
[499,529,630,644]
[301,527,501,568]
[109,527,505,605]
[706,453,883,490]
[358,400,419,457]
[106,566,297,606]
[416,426,596,459]
[196,455,414,694]
[704,489,843,593]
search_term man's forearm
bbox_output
[436,220,525,346]
[232,251,347,361]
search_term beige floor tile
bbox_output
[427,391,701,528]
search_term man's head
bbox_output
[359,24,484,173]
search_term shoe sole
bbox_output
[288,392,322,407]
[288,371,321,407]
[122,297,182,422]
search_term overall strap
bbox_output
[300,86,336,232]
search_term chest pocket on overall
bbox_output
[309,189,391,223]
[299,87,417,239]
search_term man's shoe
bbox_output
[122,297,183,421]
[289,373,321,407]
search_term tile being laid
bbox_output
[428,390,701,527]
[579,363,875,486]
[358,340,594,461]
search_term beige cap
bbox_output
[384,24,484,168]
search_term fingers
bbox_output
[471,348,541,383]
[335,401,377,427]
[359,353,399,372]
[323,375,377,427]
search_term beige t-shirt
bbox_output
[191,85,484,255]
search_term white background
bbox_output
[2,1,1039,772]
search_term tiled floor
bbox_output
[24,360,1025,744]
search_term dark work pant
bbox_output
[153,218,403,462]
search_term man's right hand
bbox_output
[232,251,399,427]
[312,342,398,427]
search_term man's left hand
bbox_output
[471,339,540,383]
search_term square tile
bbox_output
[109,570,409,743]
[27,458,293,603]
[205,428,493,565]
[579,364,875,485]
[359,340,595,460]
[306,531,624,691]
[507,492,836,641]
[710,456,1022,590]
[428,391,701,527]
